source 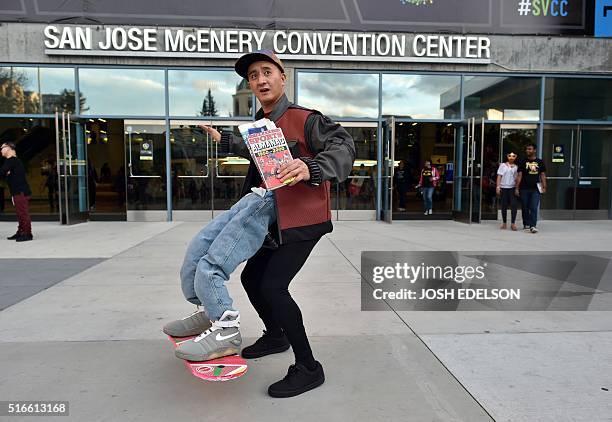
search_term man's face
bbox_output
[525,145,536,157]
[247,61,286,107]
[1,144,11,158]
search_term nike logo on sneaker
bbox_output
[216,332,239,341]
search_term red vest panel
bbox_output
[273,108,332,231]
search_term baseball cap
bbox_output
[235,49,285,79]
[1,141,16,150]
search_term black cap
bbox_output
[1,141,16,151]
[235,49,285,79]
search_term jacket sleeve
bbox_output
[303,113,356,185]
[0,160,11,178]
[433,167,440,181]
[219,131,252,160]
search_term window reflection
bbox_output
[339,125,377,210]
[0,67,75,114]
[170,122,249,211]
[297,73,379,118]
[79,69,165,116]
[382,74,461,119]
[168,70,252,117]
[0,118,58,216]
[464,76,541,121]
[544,78,612,121]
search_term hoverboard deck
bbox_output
[168,335,248,381]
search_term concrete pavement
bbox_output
[0,220,611,421]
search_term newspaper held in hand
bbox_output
[239,119,295,190]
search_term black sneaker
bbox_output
[268,362,325,398]
[15,234,33,242]
[7,232,19,240]
[241,330,290,359]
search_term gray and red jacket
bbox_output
[220,94,356,244]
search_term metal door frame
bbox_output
[453,117,484,224]
[381,117,395,223]
[55,111,88,225]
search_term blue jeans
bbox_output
[180,190,276,321]
[422,187,434,211]
[520,189,540,228]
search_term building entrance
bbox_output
[382,117,458,223]
[542,126,611,219]
[391,121,456,219]
[85,118,127,220]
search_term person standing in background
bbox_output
[516,143,547,234]
[0,142,33,242]
[496,151,519,231]
[394,160,410,211]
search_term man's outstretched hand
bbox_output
[277,159,310,186]
[199,125,221,142]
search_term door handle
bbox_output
[214,141,246,179]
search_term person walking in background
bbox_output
[496,151,519,231]
[417,160,439,215]
[0,141,33,242]
[87,159,98,211]
[394,160,410,211]
[516,143,547,234]
[41,157,58,212]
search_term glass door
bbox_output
[381,117,395,223]
[541,125,577,219]
[480,124,536,220]
[124,120,167,220]
[55,111,88,224]
[85,119,127,220]
[542,126,611,219]
[453,117,484,223]
[575,127,610,219]
[170,121,213,220]
[212,123,249,217]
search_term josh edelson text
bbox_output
[371,262,521,301]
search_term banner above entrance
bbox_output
[1,0,593,36]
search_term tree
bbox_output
[56,89,88,113]
[0,68,37,113]
[198,89,218,116]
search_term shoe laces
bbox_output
[193,323,222,342]
[286,364,299,378]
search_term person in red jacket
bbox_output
[416,160,440,215]
[165,50,355,398]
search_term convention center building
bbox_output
[0,0,610,224]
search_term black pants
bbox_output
[500,188,518,224]
[241,237,320,366]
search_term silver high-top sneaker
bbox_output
[163,306,212,337]
[174,310,242,361]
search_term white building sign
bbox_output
[43,25,492,64]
